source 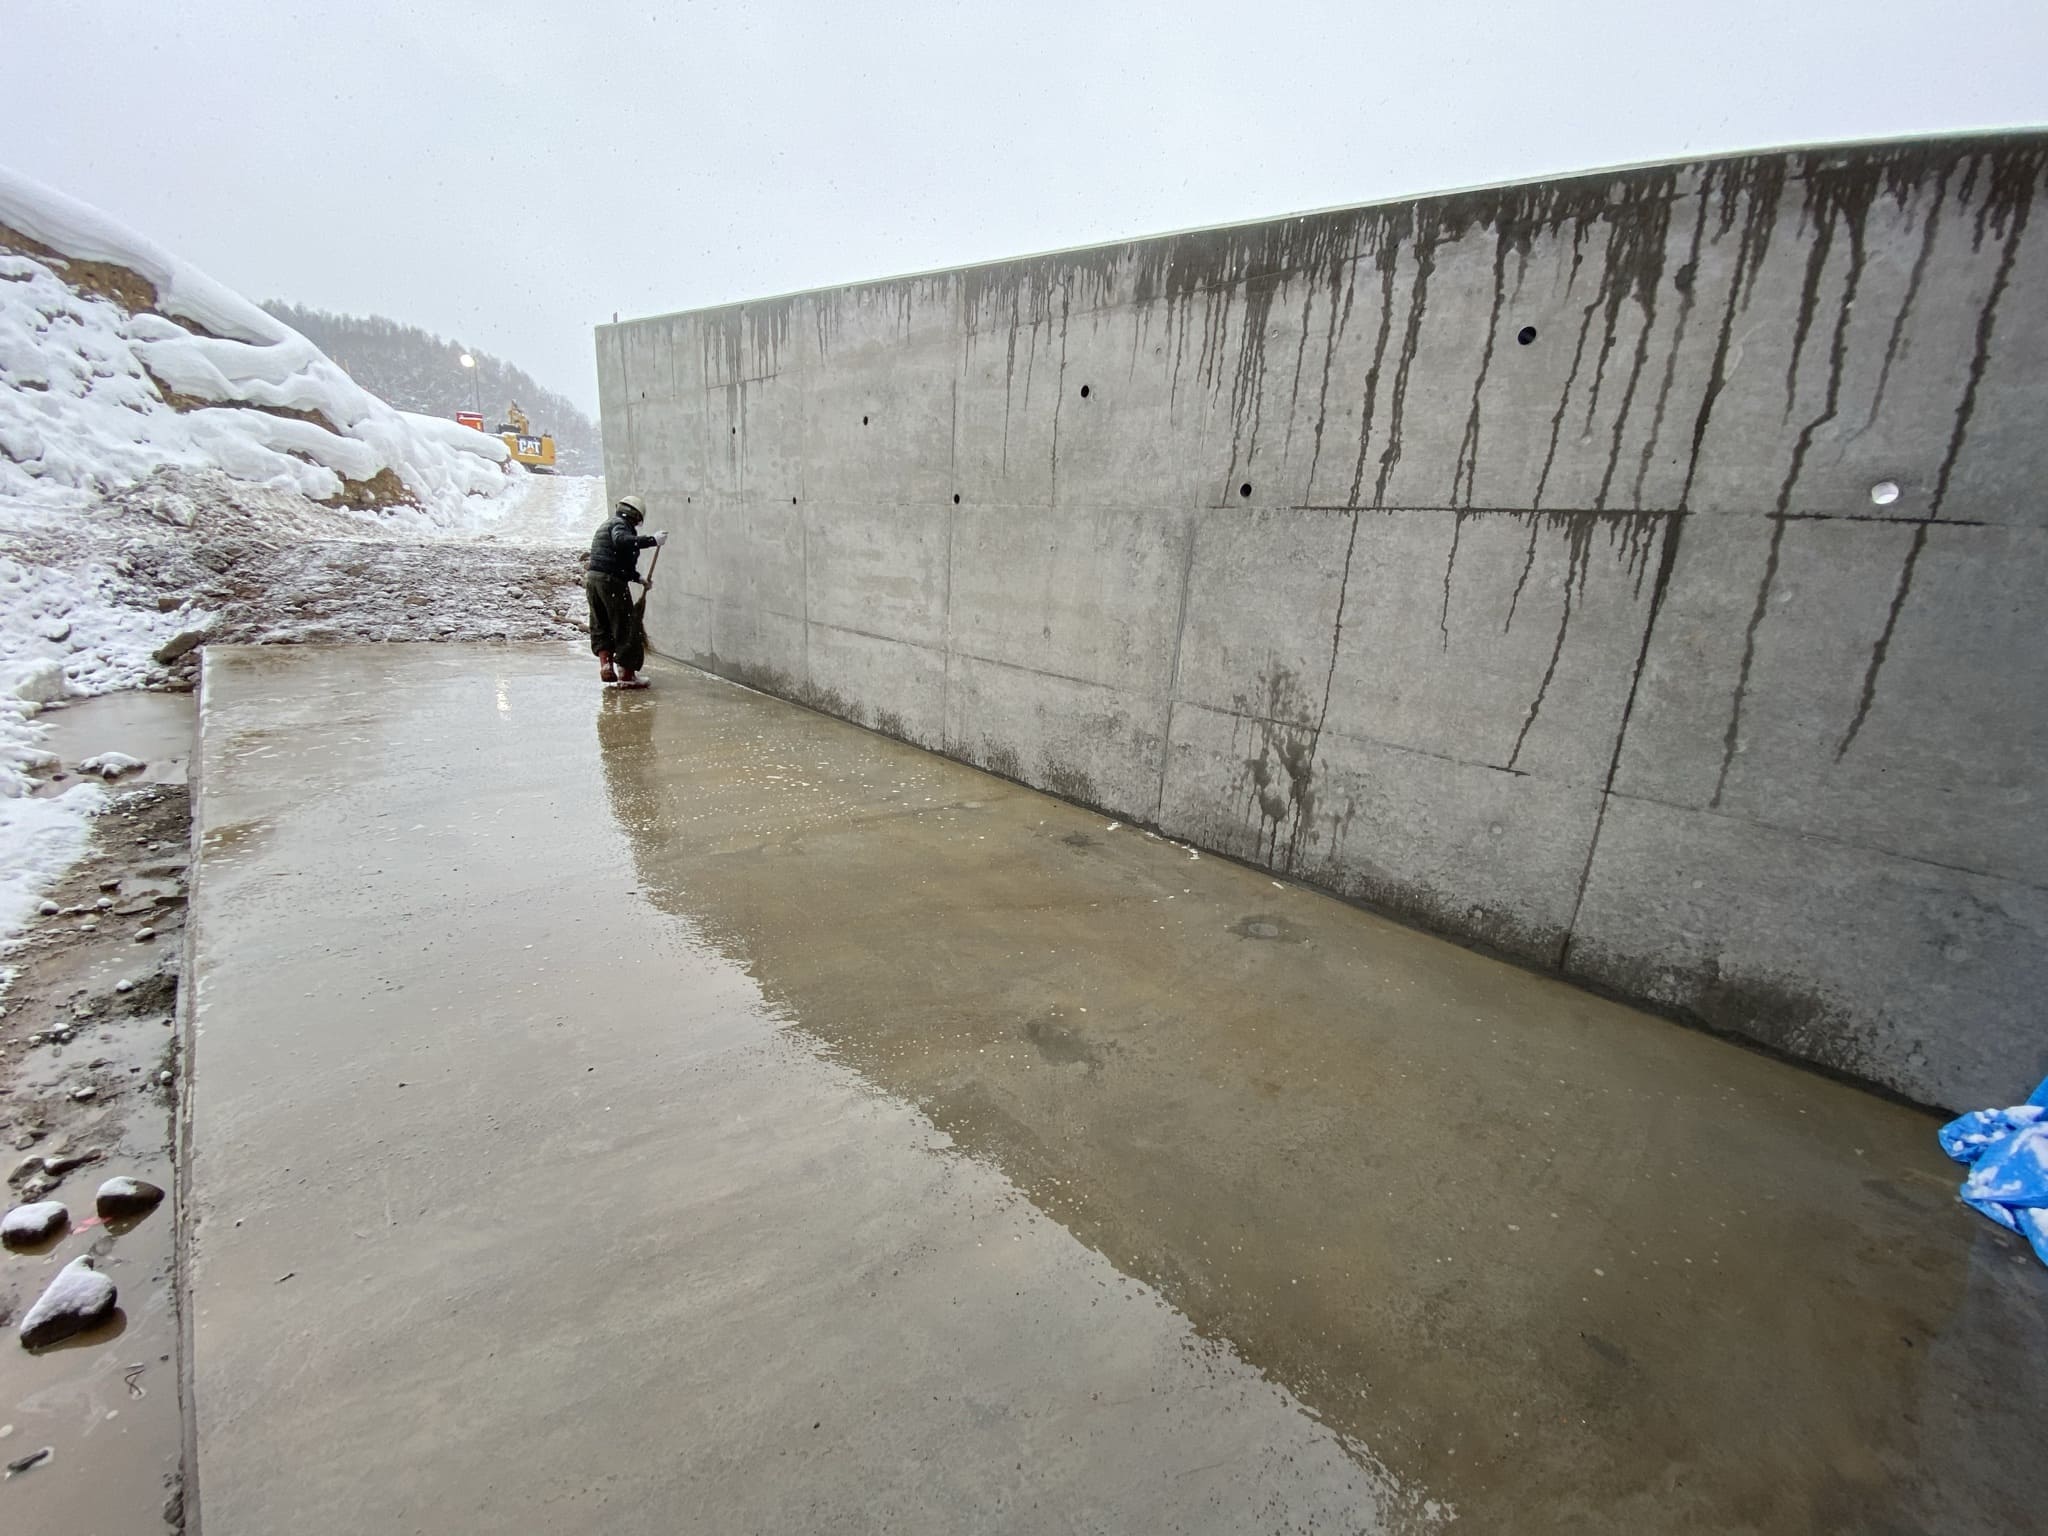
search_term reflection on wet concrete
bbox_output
[188,644,1437,1535]
[590,659,2047,1534]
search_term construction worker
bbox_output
[585,494,666,688]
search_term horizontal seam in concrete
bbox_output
[710,599,807,625]
[658,498,2031,533]
[1769,511,1998,528]
[949,648,1148,700]
[805,617,947,655]
[1171,698,1538,782]
[1601,785,2048,894]
[1294,504,1684,519]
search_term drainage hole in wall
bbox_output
[1080,384,1091,399]
[1239,482,1252,499]
[1870,480,1901,506]
[1517,325,1538,345]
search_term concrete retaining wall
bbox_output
[597,134,2048,1110]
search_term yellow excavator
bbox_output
[458,401,557,473]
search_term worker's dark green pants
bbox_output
[584,572,645,672]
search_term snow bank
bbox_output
[0,544,164,938]
[0,551,191,701]
[0,165,553,937]
[0,163,517,529]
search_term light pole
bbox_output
[459,352,481,417]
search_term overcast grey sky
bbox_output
[8,1,2046,416]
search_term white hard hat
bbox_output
[616,494,647,518]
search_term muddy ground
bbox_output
[0,782,188,1531]
[2,468,587,699]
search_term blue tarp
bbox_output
[1937,1075,2048,1265]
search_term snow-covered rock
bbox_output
[9,657,66,704]
[96,1176,164,1220]
[17,1255,117,1346]
[78,750,145,779]
[1,1198,68,1247]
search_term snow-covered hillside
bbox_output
[0,165,517,525]
[0,166,598,937]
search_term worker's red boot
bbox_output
[598,650,616,684]
[615,667,649,690]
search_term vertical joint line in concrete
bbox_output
[1153,515,1201,822]
[942,486,957,756]
[949,282,963,497]
[1556,510,1687,973]
[943,288,962,751]
[1048,282,1071,507]
[1309,508,1363,754]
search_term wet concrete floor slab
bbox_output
[185,643,2045,1534]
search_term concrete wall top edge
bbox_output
[598,129,2048,343]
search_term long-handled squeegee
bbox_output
[633,539,663,623]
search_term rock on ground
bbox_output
[18,1255,116,1346]
[96,1176,164,1220]
[1,1198,68,1247]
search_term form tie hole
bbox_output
[1517,325,1538,346]
[1870,480,1901,506]
[1239,482,1252,500]
[952,493,961,505]
[1080,384,1091,399]
[862,415,869,426]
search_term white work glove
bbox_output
[653,530,669,546]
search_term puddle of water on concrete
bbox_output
[588,661,2048,1535]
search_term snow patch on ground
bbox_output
[470,472,608,545]
[0,550,195,699]
[0,782,105,936]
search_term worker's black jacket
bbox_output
[587,514,657,581]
